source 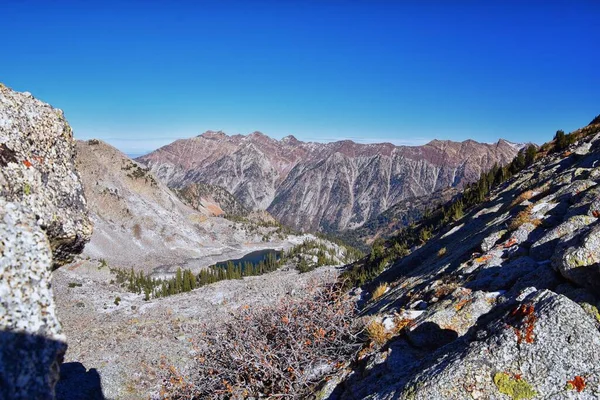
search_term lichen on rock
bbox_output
[0,85,92,399]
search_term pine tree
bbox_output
[525,145,537,166]
[175,268,183,293]
[555,130,567,150]
[183,270,191,292]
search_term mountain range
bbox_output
[138,132,522,232]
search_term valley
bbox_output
[2,82,599,400]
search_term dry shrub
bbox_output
[437,247,447,258]
[160,281,361,399]
[508,204,542,231]
[433,283,458,299]
[392,317,413,334]
[132,223,142,240]
[371,283,388,301]
[365,320,390,345]
[511,190,535,207]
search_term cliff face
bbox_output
[138,132,521,232]
[325,121,600,399]
[0,85,92,399]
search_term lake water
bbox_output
[214,249,282,268]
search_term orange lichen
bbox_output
[593,210,600,218]
[510,303,536,344]
[455,298,472,311]
[567,376,586,392]
[504,237,518,248]
[475,254,492,263]
[22,159,32,168]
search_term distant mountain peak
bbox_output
[281,135,300,144]
[199,130,228,139]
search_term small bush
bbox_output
[68,282,82,288]
[114,296,121,306]
[437,247,447,258]
[132,223,142,240]
[160,280,361,399]
[508,205,542,231]
[371,283,388,301]
[365,319,391,345]
[88,139,100,145]
[511,190,535,207]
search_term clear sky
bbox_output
[1,1,598,155]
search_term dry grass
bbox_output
[511,190,535,207]
[392,317,413,334]
[371,283,389,301]
[437,247,447,258]
[365,320,391,345]
[508,204,542,231]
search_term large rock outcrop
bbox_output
[137,131,521,232]
[0,85,92,399]
[327,120,600,399]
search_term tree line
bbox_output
[113,238,364,299]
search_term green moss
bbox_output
[493,372,537,400]
[581,302,600,323]
[23,183,31,196]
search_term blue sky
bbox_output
[1,1,598,155]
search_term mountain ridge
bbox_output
[138,131,522,232]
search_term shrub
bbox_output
[371,283,388,301]
[132,224,142,240]
[160,280,361,399]
[508,205,542,231]
[511,190,535,207]
[68,282,82,288]
[114,296,121,306]
[365,319,390,345]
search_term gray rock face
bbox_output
[0,85,92,267]
[552,223,600,292]
[0,86,91,399]
[0,200,66,400]
[342,291,600,400]
[138,132,521,232]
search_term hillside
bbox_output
[75,139,305,273]
[339,187,460,249]
[175,182,249,217]
[137,132,521,232]
[324,120,600,399]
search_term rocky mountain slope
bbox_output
[0,85,92,399]
[339,187,460,249]
[138,131,522,232]
[76,139,303,274]
[175,182,249,217]
[324,119,600,399]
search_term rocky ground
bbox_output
[322,123,600,399]
[53,259,339,399]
